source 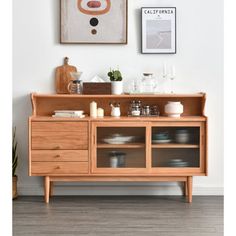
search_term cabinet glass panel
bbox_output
[97,149,146,168]
[152,127,199,145]
[152,127,200,168]
[152,149,200,168]
[96,127,146,169]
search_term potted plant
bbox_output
[108,69,123,95]
[12,127,18,199]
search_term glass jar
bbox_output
[141,73,157,94]
[142,105,151,116]
[128,100,142,116]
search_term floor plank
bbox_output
[13,196,223,236]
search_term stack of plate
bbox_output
[152,133,171,144]
[168,159,189,167]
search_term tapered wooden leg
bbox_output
[44,176,50,203]
[183,181,188,196]
[187,176,193,203]
[50,181,53,197]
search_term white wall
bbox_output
[13,0,224,195]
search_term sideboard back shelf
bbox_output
[29,93,208,203]
[31,93,206,116]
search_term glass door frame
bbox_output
[150,121,206,175]
[91,121,151,174]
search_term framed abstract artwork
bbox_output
[142,7,176,54]
[60,0,128,44]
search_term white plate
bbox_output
[152,139,172,144]
[103,136,135,144]
[103,139,131,145]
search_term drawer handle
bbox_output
[54,146,60,150]
[54,155,61,158]
[55,166,61,170]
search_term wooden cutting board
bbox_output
[55,57,77,94]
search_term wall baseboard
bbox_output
[18,184,224,196]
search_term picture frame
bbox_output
[60,0,128,44]
[141,7,176,54]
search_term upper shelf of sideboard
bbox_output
[30,93,207,117]
[31,93,206,98]
[29,115,207,122]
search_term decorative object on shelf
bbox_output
[140,73,158,94]
[168,159,189,167]
[128,79,139,94]
[161,63,176,93]
[97,108,104,118]
[67,72,83,94]
[128,100,160,117]
[109,151,126,167]
[150,106,160,116]
[141,105,151,116]
[108,69,123,95]
[161,62,168,93]
[55,57,77,94]
[110,155,119,168]
[169,66,176,93]
[175,129,190,144]
[52,110,85,118]
[128,100,142,116]
[164,101,183,118]
[103,134,135,144]
[12,127,18,200]
[60,0,128,44]
[83,82,111,94]
[152,132,171,143]
[110,102,121,117]
[141,7,176,54]
[90,101,97,118]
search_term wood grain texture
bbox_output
[49,176,187,182]
[32,121,88,132]
[44,176,50,203]
[55,58,77,94]
[31,122,88,150]
[28,93,208,203]
[30,93,206,117]
[31,150,88,162]
[13,196,223,236]
[187,176,193,203]
[30,115,207,122]
[31,162,89,175]
[32,132,88,150]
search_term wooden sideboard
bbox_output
[29,93,208,203]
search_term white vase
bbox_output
[111,81,123,95]
[164,101,183,118]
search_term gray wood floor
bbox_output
[13,196,223,236]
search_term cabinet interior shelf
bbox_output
[152,144,199,149]
[97,143,145,149]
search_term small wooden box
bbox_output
[83,82,111,94]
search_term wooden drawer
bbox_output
[31,150,88,162]
[31,162,89,175]
[32,122,88,132]
[31,122,88,150]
